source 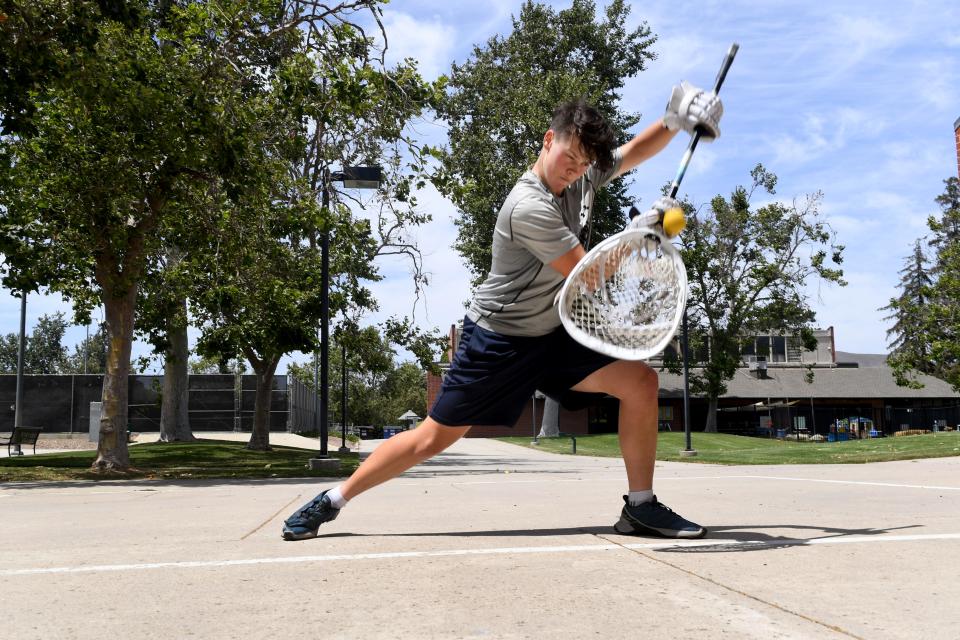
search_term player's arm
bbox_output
[613,120,677,179]
[551,243,629,291]
[549,245,586,278]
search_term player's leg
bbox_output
[570,359,706,538]
[569,359,659,491]
[341,418,470,499]
[282,418,469,541]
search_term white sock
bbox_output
[628,490,654,506]
[326,486,348,509]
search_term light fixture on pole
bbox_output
[318,165,381,457]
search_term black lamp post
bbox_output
[317,165,381,456]
[12,291,26,455]
[339,342,349,453]
[681,309,697,457]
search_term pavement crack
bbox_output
[241,493,302,541]
[593,533,866,640]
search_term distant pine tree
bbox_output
[926,177,960,388]
[885,177,960,390]
[881,240,935,387]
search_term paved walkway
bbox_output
[2,437,959,639]
[0,431,354,457]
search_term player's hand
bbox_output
[662,81,723,141]
[627,196,686,238]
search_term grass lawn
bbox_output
[0,439,359,482]
[498,431,960,465]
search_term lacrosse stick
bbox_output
[558,43,739,360]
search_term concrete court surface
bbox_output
[1,437,959,640]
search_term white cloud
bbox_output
[380,11,457,80]
[909,59,960,111]
[827,15,902,68]
[768,108,887,167]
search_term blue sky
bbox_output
[3,0,960,371]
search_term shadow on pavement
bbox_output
[315,525,616,539]
[652,523,922,553]
[312,522,923,554]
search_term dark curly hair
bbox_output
[549,99,616,172]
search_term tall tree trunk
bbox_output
[703,396,719,433]
[538,396,560,437]
[92,285,138,471]
[246,356,279,451]
[160,298,194,442]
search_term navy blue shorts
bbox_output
[428,316,616,427]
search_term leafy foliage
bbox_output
[435,0,656,284]
[288,325,429,429]
[882,177,960,391]
[0,0,289,467]
[881,240,935,387]
[0,1,445,460]
[671,164,846,431]
[0,312,68,374]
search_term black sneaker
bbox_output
[613,495,706,539]
[282,490,340,541]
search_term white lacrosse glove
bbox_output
[662,81,723,141]
[627,196,685,238]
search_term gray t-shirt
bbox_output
[467,149,623,336]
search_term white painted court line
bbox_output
[720,475,960,492]
[4,532,960,577]
[394,474,960,491]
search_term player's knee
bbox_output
[413,422,464,458]
[613,361,658,401]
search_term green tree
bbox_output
[289,323,431,430]
[0,312,69,374]
[137,242,196,442]
[0,1,290,469]
[381,361,427,425]
[189,353,242,375]
[923,177,960,388]
[881,240,935,387]
[184,5,441,450]
[0,1,410,462]
[675,164,846,432]
[435,0,657,285]
[289,325,391,428]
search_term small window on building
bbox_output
[658,406,673,421]
[756,336,770,360]
[772,336,786,362]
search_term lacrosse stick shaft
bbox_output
[668,42,739,199]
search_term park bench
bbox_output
[1,427,43,456]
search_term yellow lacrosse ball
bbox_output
[662,207,686,237]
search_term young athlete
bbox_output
[283,82,723,541]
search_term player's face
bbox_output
[541,130,592,195]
